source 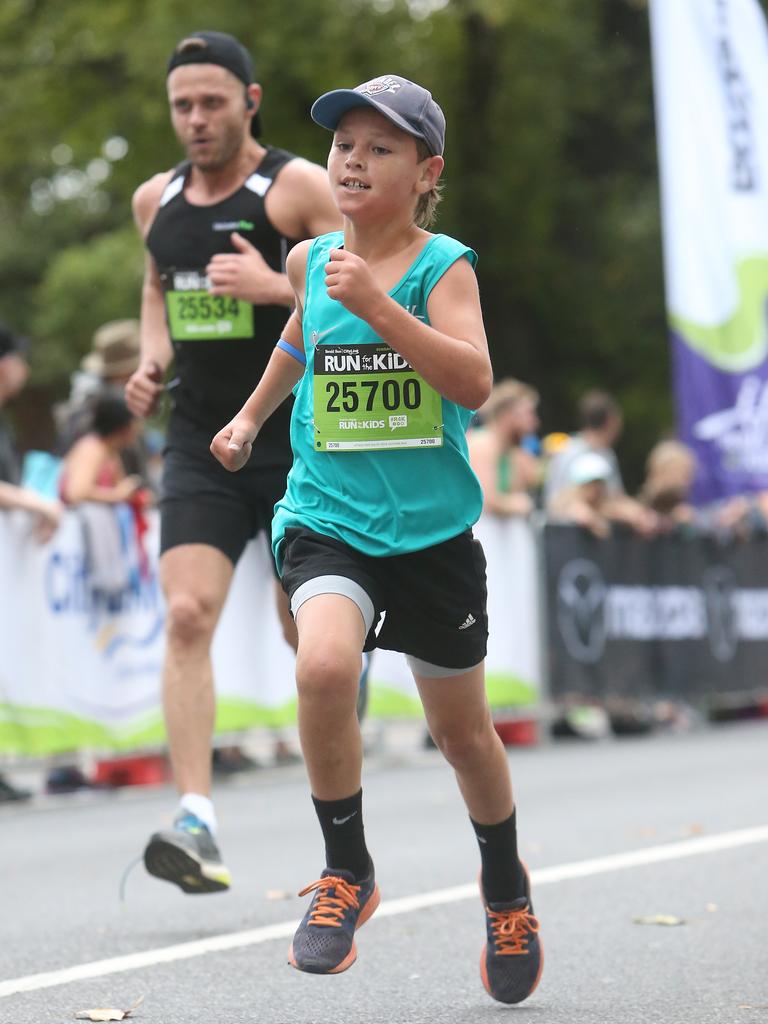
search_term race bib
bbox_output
[163,270,254,341]
[313,342,443,452]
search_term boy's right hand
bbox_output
[210,418,258,472]
[125,360,164,418]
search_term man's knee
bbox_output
[165,591,218,646]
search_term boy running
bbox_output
[211,74,542,1005]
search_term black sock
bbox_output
[471,809,526,903]
[312,788,371,881]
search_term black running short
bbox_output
[160,444,289,570]
[280,526,489,670]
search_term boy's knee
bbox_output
[296,647,358,701]
[432,718,494,769]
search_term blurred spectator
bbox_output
[46,396,148,795]
[55,320,153,491]
[549,451,655,537]
[544,390,624,510]
[468,379,541,517]
[0,324,63,803]
[59,396,142,507]
[638,440,697,530]
[60,396,150,595]
[55,319,142,452]
[0,325,62,542]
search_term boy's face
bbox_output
[328,107,442,223]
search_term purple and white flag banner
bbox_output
[650,0,768,503]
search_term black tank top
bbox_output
[146,146,296,467]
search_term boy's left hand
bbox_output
[325,249,384,318]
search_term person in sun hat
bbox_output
[211,73,542,1004]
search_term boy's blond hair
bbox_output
[415,139,443,228]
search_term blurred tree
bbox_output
[0,0,680,484]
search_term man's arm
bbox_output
[210,243,310,472]
[206,159,340,308]
[283,158,343,239]
[125,175,174,418]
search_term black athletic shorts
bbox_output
[160,444,289,569]
[280,526,489,670]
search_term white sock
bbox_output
[179,793,217,835]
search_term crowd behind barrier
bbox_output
[0,510,542,758]
[545,522,768,705]
[2,504,768,762]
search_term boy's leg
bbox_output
[295,593,366,801]
[288,592,380,974]
[413,663,542,1005]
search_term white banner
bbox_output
[0,510,542,756]
[649,0,768,501]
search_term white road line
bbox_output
[2,823,766,999]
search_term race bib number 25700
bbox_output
[313,342,443,452]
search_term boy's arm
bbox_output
[210,243,310,472]
[324,249,492,409]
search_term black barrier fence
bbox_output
[543,524,768,703]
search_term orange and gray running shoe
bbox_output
[288,866,380,974]
[480,866,542,1004]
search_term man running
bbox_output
[125,30,340,893]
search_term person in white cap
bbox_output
[550,450,654,536]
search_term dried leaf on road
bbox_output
[265,889,291,900]
[75,996,143,1021]
[633,914,686,927]
[682,823,704,836]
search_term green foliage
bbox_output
[0,0,676,483]
[32,225,143,381]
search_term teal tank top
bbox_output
[272,230,484,565]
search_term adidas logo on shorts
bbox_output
[458,613,476,630]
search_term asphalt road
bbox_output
[1,719,766,1024]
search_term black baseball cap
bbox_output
[311,75,445,156]
[167,31,262,137]
[0,323,28,360]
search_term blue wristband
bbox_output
[276,338,306,365]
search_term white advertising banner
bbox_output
[0,510,542,756]
[649,0,768,502]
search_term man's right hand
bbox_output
[210,417,258,472]
[125,360,165,418]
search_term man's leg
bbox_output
[288,593,379,974]
[160,544,234,797]
[143,543,234,894]
[413,664,542,1005]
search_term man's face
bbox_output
[0,353,29,406]
[167,64,252,171]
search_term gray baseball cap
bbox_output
[311,75,445,156]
